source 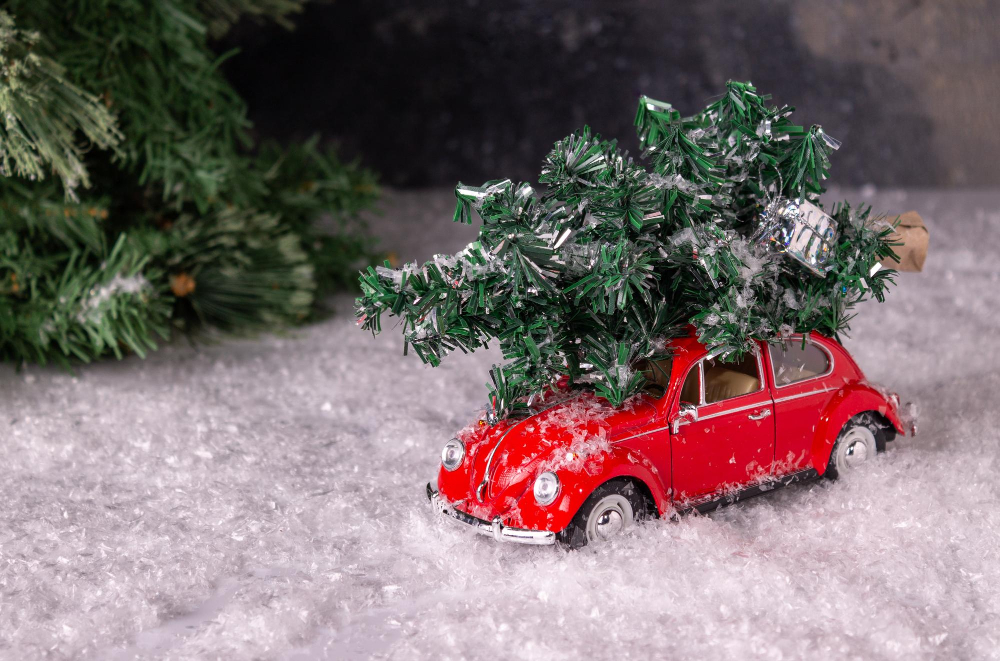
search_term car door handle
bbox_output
[748,409,771,421]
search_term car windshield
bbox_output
[635,357,673,399]
[505,357,676,415]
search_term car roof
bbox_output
[660,329,708,369]
[668,330,705,351]
[665,328,840,365]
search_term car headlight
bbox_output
[533,471,560,506]
[441,438,465,471]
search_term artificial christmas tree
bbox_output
[0,2,377,367]
[358,81,897,421]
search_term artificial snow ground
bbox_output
[3,188,999,661]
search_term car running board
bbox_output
[678,468,821,516]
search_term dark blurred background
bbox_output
[220,0,1000,189]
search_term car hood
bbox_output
[459,390,657,517]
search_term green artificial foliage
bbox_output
[358,81,897,421]
[0,12,122,192]
[0,3,378,367]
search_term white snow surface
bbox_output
[2,188,1000,660]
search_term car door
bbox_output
[766,336,838,476]
[670,347,776,504]
[615,357,677,499]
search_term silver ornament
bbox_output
[752,197,837,276]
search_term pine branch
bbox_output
[156,206,316,332]
[8,0,252,210]
[0,191,170,366]
[0,10,121,196]
[199,0,307,37]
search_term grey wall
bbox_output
[222,0,1000,188]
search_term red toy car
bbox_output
[427,332,908,548]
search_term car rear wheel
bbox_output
[557,480,648,549]
[826,413,887,479]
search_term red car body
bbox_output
[429,332,907,545]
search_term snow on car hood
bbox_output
[460,390,657,514]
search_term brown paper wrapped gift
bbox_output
[879,211,928,272]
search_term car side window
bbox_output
[770,340,830,386]
[703,353,762,404]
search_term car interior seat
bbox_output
[704,364,760,402]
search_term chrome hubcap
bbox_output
[844,439,870,467]
[595,509,624,539]
[838,426,876,471]
[586,494,633,542]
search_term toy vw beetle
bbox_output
[427,331,908,548]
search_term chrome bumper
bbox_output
[426,483,556,546]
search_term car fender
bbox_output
[506,445,667,533]
[810,383,905,474]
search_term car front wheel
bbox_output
[558,480,647,549]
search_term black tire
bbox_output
[557,479,650,550]
[825,412,889,480]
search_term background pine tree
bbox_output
[0,2,378,367]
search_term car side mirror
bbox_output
[671,403,698,433]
